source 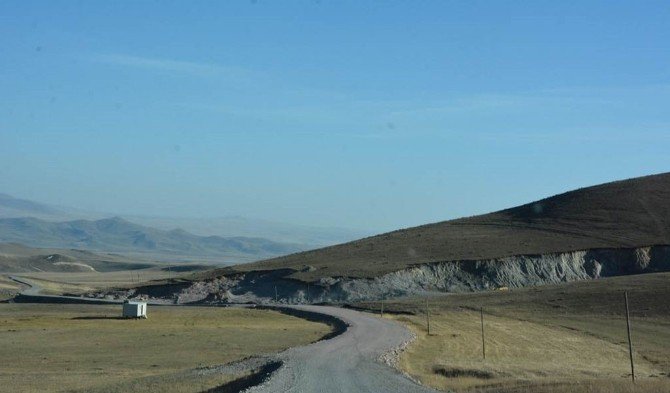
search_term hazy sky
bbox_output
[1,1,669,232]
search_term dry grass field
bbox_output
[0,266,192,301]
[11,275,98,295]
[0,304,331,393]
[0,267,193,298]
[17,268,181,292]
[0,275,20,290]
[357,273,670,392]
[0,275,21,300]
[19,268,176,286]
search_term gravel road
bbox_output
[245,305,438,393]
[8,277,437,392]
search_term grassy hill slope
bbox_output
[216,172,670,281]
[0,242,155,272]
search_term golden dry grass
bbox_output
[0,275,21,300]
[393,311,666,392]
[0,275,20,289]
[364,273,670,393]
[472,379,670,393]
[20,268,179,287]
[0,304,331,392]
[17,268,185,293]
[5,267,186,297]
[13,276,97,295]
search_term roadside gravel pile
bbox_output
[378,330,416,368]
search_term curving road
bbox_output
[8,275,54,296]
[245,305,438,393]
[8,276,436,392]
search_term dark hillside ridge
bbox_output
[213,172,670,281]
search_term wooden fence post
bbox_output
[624,291,635,383]
[481,307,486,360]
[425,298,431,335]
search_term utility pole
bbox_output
[425,298,431,335]
[624,291,635,383]
[480,307,486,360]
[306,283,310,303]
[274,285,278,303]
[380,297,384,318]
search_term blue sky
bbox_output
[1,1,669,232]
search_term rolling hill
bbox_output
[214,172,670,281]
[0,217,306,264]
[0,242,154,272]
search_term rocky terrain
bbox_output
[101,245,670,304]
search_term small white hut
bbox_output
[122,301,147,319]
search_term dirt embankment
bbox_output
[103,245,670,304]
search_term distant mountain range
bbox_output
[0,193,65,218]
[0,193,368,247]
[0,216,306,264]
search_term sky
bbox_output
[1,1,669,233]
